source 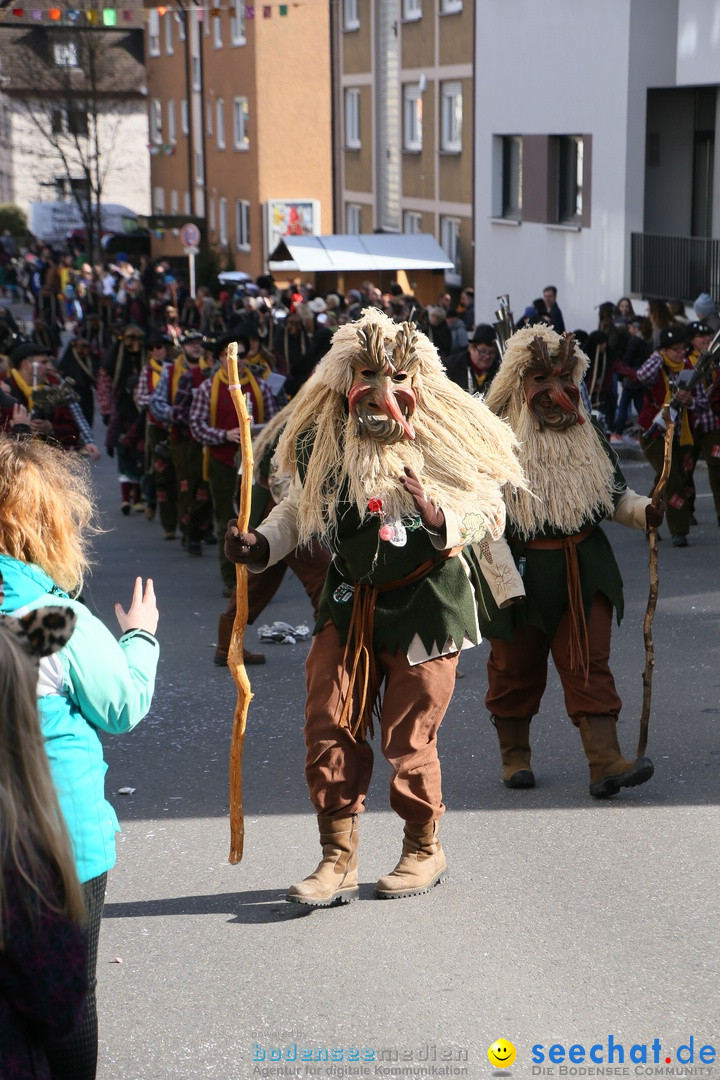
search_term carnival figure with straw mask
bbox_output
[478,323,664,798]
[225,308,525,905]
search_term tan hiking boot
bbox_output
[375,821,448,899]
[491,714,535,788]
[286,815,359,907]
[578,715,654,798]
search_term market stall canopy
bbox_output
[267,234,455,273]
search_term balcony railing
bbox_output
[631,233,720,302]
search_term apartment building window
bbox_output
[213,14,223,49]
[236,199,250,250]
[440,216,461,274]
[150,100,162,144]
[53,41,78,67]
[170,189,178,214]
[231,0,246,44]
[403,210,422,233]
[343,0,359,31]
[176,11,186,41]
[440,0,462,12]
[209,195,216,233]
[148,10,160,56]
[68,108,88,137]
[153,186,165,214]
[165,10,173,54]
[344,88,360,150]
[440,82,462,153]
[53,175,88,200]
[502,135,522,218]
[192,54,201,91]
[51,106,88,138]
[557,135,584,223]
[233,97,249,149]
[195,149,203,184]
[346,204,362,233]
[403,85,423,152]
[181,99,189,135]
[184,191,191,213]
[206,101,213,136]
[403,0,421,19]
[216,99,226,149]
[219,197,228,246]
[167,100,176,144]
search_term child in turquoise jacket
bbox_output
[0,436,159,1080]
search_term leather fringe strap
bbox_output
[525,527,593,684]
[337,557,441,741]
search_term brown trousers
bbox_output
[486,593,622,725]
[303,622,458,823]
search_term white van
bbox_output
[29,201,139,247]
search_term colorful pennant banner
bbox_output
[1,3,294,20]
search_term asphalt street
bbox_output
[72,444,720,1079]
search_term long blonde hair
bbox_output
[0,620,85,946]
[0,436,98,593]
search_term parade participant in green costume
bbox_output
[225,308,524,905]
[478,323,663,798]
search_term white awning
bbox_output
[267,233,454,273]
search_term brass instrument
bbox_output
[493,294,515,356]
[31,372,81,419]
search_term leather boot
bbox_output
[286,815,359,907]
[214,613,265,666]
[578,715,654,798]
[375,821,448,900]
[491,715,535,788]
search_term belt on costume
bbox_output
[524,527,593,550]
[338,553,452,741]
[523,527,593,682]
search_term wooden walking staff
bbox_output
[638,405,674,757]
[226,341,254,863]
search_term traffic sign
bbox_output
[180,222,201,247]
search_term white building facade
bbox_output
[0,21,150,237]
[474,0,720,331]
[10,102,150,218]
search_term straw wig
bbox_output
[275,308,527,546]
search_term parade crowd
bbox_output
[2,240,720,1080]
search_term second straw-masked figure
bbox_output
[477,324,664,798]
[225,308,525,906]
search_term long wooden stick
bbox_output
[226,342,254,864]
[638,406,674,757]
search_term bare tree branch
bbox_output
[4,17,143,261]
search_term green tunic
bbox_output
[477,430,628,642]
[297,433,484,656]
